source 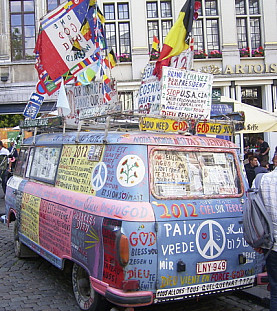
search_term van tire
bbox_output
[14,220,37,258]
[72,263,109,311]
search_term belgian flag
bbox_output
[104,49,117,69]
[151,36,160,53]
[153,0,196,78]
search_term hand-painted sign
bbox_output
[136,63,161,115]
[139,117,189,133]
[196,121,234,136]
[160,68,213,119]
[65,82,120,121]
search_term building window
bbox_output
[10,0,36,61]
[241,86,262,109]
[119,92,133,111]
[192,0,220,58]
[146,1,173,53]
[47,0,62,12]
[235,0,262,56]
[104,2,131,62]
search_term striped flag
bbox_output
[151,36,160,53]
[104,49,117,69]
[153,0,196,79]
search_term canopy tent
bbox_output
[219,96,277,134]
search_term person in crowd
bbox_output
[257,136,270,162]
[254,160,269,175]
[0,141,10,196]
[255,165,277,311]
[269,155,277,172]
[8,141,18,171]
[244,155,259,188]
[243,151,254,165]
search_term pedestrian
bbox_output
[254,160,269,175]
[0,141,10,196]
[255,166,277,311]
[243,151,254,165]
[244,155,259,188]
[269,155,277,172]
[8,141,18,171]
[257,136,270,162]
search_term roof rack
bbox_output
[19,111,245,143]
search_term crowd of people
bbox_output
[244,137,277,188]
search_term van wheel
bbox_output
[14,220,37,258]
[72,263,109,311]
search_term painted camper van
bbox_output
[6,130,262,310]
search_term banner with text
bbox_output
[160,68,213,119]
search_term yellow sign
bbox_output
[196,122,234,136]
[139,117,189,133]
[21,193,40,243]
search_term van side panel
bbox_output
[55,144,149,202]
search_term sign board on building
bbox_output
[211,102,234,116]
[160,67,213,119]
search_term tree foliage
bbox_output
[0,114,24,128]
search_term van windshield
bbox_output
[151,149,241,199]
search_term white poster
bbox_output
[160,67,213,119]
[136,63,162,115]
[64,81,120,126]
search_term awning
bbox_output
[220,96,277,133]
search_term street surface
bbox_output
[0,194,269,311]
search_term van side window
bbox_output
[29,146,62,184]
[25,147,34,178]
[14,148,30,177]
[151,149,242,199]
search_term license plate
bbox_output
[196,259,227,274]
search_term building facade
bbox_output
[0,0,277,158]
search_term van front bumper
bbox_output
[90,277,153,307]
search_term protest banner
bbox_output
[160,67,213,119]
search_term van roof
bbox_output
[23,131,238,149]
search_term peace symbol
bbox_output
[91,162,107,191]
[196,220,226,259]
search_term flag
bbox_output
[104,49,117,69]
[34,0,104,95]
[80,18,94,41]
[56,79,71,116]
[150,35,160,61]
[153,0,196,79]
[71,39,83,51]
[151,36,160,53]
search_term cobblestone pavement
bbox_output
[0,218,270,311]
